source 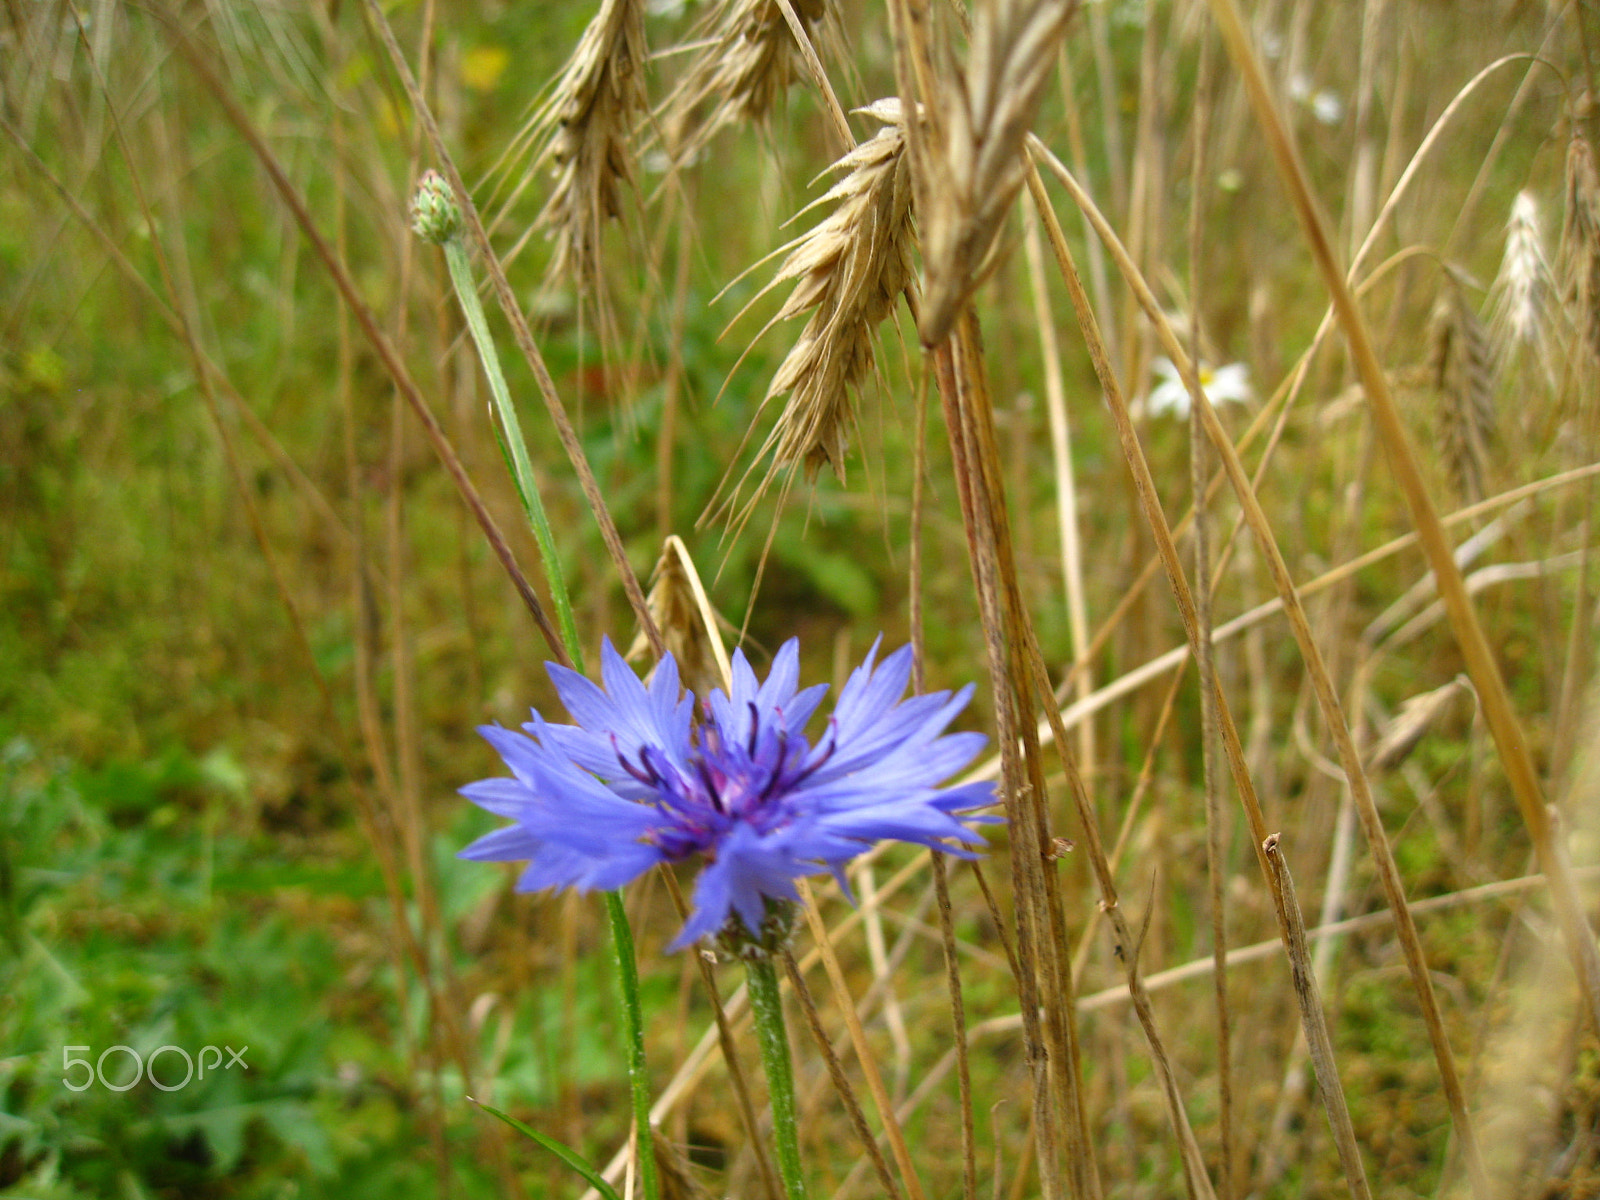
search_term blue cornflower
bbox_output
[459,637,997,951]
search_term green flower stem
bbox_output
[440,236,583,664]
[437,227,656,1200]
[604,888,659,1200]
[745,955,808,1200]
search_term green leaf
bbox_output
[468,1099,624,1200]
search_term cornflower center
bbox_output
[611,702,835,860]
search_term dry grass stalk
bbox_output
[360,0,667,660]
[1428,269,1496,503]
[532,0,648,294]
[741,99,915,483]
[1029,137,1496,1197]
[1562,135,1600,364]
[796,880,928,1200]
[915,0,1080,346]
[1261,834,1375,1200]
[1210,0,1600,1103]
[663,0,838,160]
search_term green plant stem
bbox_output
[441,236,657,1200]
[441,236,583,662]
[604,888,659,1200]
[745,955,808,1200]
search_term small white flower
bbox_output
[1287,74,1344,125]
[1143,358,1253,419]
[1311,91,1344,125]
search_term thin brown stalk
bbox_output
[778,951,903,1200]
[951,310,1104,1200]
[1185,22,1232,1196]
[1209,0,1600,1046]
[1261,835,1374,1200]
[1037,137,1495,1197]
[928,321,1086,1200]
[124,26,507,1186]
[381,19,456,1179]
[797,881,927,1200]
[359,0,665,658]
[1068,658,1191,988]
[928,851,977,1200]
[1022,623,1218,1200]
[317,34,448,1167]
[1553,497,1595,788]
[908,362,975,1200]
[1021,203,1095,776]
[159,9,569,666]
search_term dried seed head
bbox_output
[749,100,916,482]
[652,1128,718,1200]
[627,538,729,700]
[916,0,1080,346]
[1494,192,1549,346]
[1489,190,1555,393]
[1367,677,1469,774]
[663,0,838,160]
[1561,136,1600,362]
[533,0,649,292]
[1427,270,1496,503]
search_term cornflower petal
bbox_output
[756,639,802,710]
[756,641,830,736]
[460,823,544,862]
[819,678,973,781]
[671,822,809,951]
[459,775,540,818]
[783,683,830,736]
[542,656,695,801]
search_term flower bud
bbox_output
[410,170,463,244]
